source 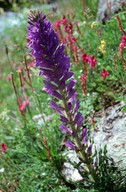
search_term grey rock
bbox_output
[92,102,126,167]
[97,0,126,23]
[62,162,83,182]
[62,150,83,182]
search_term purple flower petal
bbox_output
[60,71,74,82]
[82,128,88,138]
[43,87,62,99]
[82,136,88,145]
[50,100,64,115]
[74,112,82,123]
[60,124,71,134]
[87,145,92,154]
[77,117,83,127]
[67,102,72,111]
[58,81,66,90]
[68,93,76,104]
[67,79,76,91]
[60,115,69,123]
[72,100,80,113]
[68,89,76,100]
[65,140,76,150]
[43,80,58,90]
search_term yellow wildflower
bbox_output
[98,40,106,54]
[100,48,106,54]
[98,46,106,54]
[91,21,97,29]
[100,40,106,47]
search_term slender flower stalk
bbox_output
[24,55,31,84]
[11,73,19,104]
[27,10,96,180]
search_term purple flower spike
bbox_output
[27,10,84,127]
[27,10,96,181]
[27,11,70,82]
[65,140,76,150]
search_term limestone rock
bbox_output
[62,150,83,182]
[92,101,126,167]
[62,162,83,182]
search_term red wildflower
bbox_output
[55,20,62,28]
[61,16,67,25]
[0,143,7,153]
[65,22,73,34]
[70,36,78,43]
[82,54,91,63]
[90,56,97,67]
[100,69,110,78]
[55,16,67,29]
[82,54,97,67]
[55,16,82,63]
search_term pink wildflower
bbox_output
[18,66,23,71]
[0,143,7,153]
[119,34,126,50]
[19,100,29,112]
[28,60,36,68]
[100,69,110,78]
[18,98,29,117]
